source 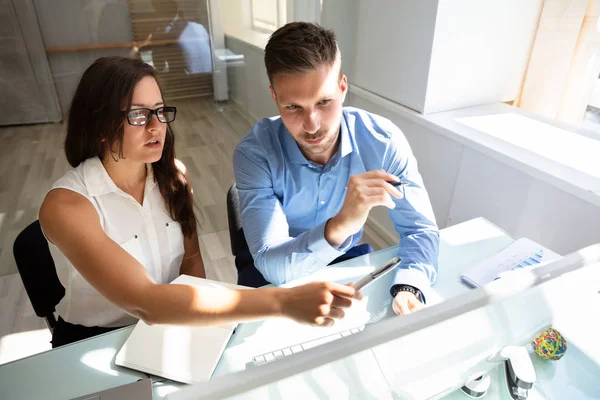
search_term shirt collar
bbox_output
[281,111,355,165]
[83,157,156,197]
[339,110,353,159]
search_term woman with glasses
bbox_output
[39,56,360,347]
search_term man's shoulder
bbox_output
[235,116,282,151]
[343,107,399,140]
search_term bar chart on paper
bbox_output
[461,238,562,288]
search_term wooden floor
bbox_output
[0,97,254,364]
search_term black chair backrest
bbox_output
[226,183,253,272]
[13,220,65,329]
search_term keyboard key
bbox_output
[291,345,303,353]
[252,326,366,366]
[302,333,343,350]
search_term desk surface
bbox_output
[0,218,517,400]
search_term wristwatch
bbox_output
[390,284,425,304]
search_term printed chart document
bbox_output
[461,238,561,288]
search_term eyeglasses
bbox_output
[126,106,177,126]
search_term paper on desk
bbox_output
[460,238,561,288]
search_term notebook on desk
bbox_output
[115,275,250,384]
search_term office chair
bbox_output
[226,183,254,273]
[13,220,65,331]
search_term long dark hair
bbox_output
[65,56,196,237]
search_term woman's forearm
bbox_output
[136,284,283,326]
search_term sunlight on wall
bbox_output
[456,113,600,179]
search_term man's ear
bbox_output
[340,74,348,104]
[269,85,277,104]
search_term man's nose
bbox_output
[303,110,320,134]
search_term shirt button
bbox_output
[320,200,325,205]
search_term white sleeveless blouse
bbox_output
[45,157,185,327]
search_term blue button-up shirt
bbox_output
[233,107,439,293]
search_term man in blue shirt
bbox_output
[233,22,439,316]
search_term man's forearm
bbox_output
[324,215,352,248]
[392,230,440,292]
[254,222,349,285]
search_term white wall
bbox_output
[352,0,438,112]
[320,0,359,80]
[351,0,543,113]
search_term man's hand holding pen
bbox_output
[325,170,404,248]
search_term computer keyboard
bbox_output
[252,325,366,366]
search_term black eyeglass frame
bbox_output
[126,106,177,126]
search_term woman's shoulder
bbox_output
[41,159,100,221]
[52,157,110,196]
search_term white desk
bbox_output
[3,218,592,399]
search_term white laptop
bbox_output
[115,275,250,384]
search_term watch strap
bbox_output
[390,284,425,304]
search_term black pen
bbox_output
[388,181,409,187]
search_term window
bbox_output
[515,3,599,139]
[251,0,286,33]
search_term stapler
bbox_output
[500,346,536,400]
